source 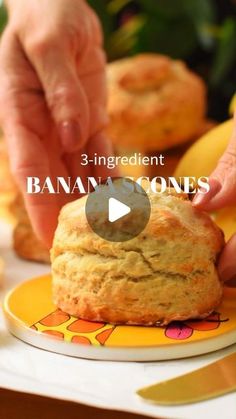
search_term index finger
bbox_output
[4,123,60,247]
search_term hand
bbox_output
[193,113,236,283]
[0,0,117,247]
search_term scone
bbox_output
[107,54,206,151]
[11,194,50,264]
[51,186,224,326]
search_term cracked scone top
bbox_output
[51,188,224,326]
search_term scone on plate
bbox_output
[107,54,206,151]
[51,186,224,326]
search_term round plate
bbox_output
[3,275,236,361]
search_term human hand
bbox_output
[193,113,236,283]
[0,0,116,247]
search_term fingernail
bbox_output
[59,120,81,152]
[193,178,221,207]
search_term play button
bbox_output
[85,178,151,242]
[108,198,131,223]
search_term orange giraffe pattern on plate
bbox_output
[31,309,115,346]
[31,309,229,346]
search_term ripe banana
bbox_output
[229,94,236,115]
[214,207,236,241]
[174,119,233,179]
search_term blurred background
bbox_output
[0,0,235,121]
[88,0,236,122]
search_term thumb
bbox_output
[28,43,90,152]
[193,117,236,211]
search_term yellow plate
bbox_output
[3,275,236,361]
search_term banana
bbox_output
[213,207,236,241]
[229,93,236,115]
[174,119,233,179]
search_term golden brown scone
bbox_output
[11,195,50,264]
[51,185,224,326]
[107,54,206,151]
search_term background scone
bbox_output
[11,195,50,264]
[51,187,224,326]
[107,54,206,151]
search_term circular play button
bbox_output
[85,178,151,242]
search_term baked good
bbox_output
[11,194,50,264]
[51,185,224,326]
[107,54,206,151]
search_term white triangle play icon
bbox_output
[108,198,131,223]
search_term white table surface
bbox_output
[0,220,236,419]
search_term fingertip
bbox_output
[192,193,209,208]
[33,217,58,249]
[36,224,56,250]
[192,178,222,209]
[26,203,61,249]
